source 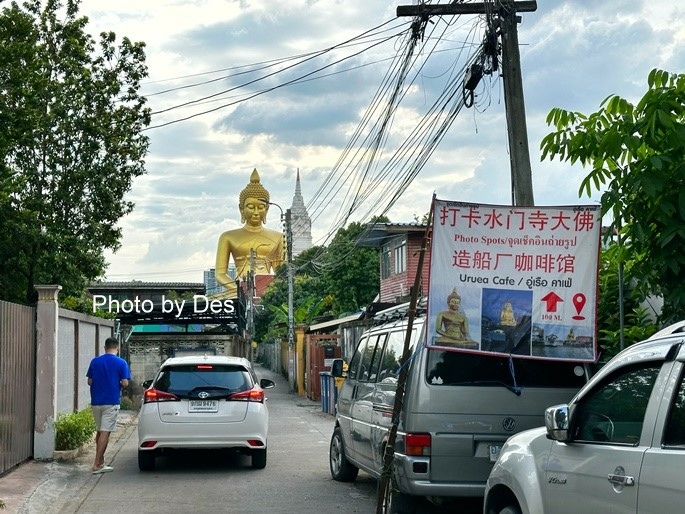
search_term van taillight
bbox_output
[144,388,179,403]
[228,387,265,403]
[405,433,431,456]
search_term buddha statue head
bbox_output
[447,288,461,308]
[238,168,270,226]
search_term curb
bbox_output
[53,445,87,461]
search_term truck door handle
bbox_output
[607,473,635,486]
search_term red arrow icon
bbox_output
[540,291,563,312]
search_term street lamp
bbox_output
[261,199,294,350]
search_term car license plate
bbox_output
[489,444,502,462]
[189,400,218,413]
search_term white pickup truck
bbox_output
[483,321,685,514]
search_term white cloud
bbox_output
[75,0,682,282]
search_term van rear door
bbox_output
[407,350,589,486]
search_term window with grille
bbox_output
[394,237,406,274]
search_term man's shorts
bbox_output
[92,405,120,432]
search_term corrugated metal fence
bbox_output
[0,301,36,476]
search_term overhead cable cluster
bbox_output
[134,3,501,278]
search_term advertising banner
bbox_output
[426,200,601,362]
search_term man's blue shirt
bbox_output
[86,353,131,406]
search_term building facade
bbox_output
[357,223,431,304]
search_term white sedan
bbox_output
[137,355,275,471]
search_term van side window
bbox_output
[347,338,365,381]
[664,369,685,447]
[378,331,406,382]
[425,350,588,388]
[360,334,386,382]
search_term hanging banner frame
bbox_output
[426,199,601,362]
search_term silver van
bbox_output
[329,304,592,512]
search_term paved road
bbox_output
[2,364,483,513]
[3,364,378,513]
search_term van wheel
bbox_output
[330,427,359,482]
[138,450,156,471]
[251,448,267,469]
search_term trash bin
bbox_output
[320,371,331,413]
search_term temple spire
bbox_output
[289,168,312,256]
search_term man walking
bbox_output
[86,337,131,474]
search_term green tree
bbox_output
[0,0,150,303]
[541,69,685,325]
[596,243,657,359]
[322,221,380,315]
[255,246,331,342]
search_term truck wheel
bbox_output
[330,427,359,482]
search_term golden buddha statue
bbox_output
[215,169,285,297]
[500,300,517,326]
[435,288,477,348]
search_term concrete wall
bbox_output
[34,285,115,460]
[56,309,112,414]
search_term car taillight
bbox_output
[405,433,431,456]
[144,388,179,403]
[228,387,265,403]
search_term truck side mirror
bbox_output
[545,404,571,442]
[331,358,344,377]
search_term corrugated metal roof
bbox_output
[308,312,365,332]
[357,222,428,248]
[90,281,204,290]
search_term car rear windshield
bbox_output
[154,364,252,396]
[425,349,589,389]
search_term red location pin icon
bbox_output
[572,293,586,320]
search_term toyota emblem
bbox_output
[198,391,209,399]
[502,417,516,432]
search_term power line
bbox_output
[143,23,406,97]
[144,19,408,130]
[303,13,488,273]
[308,14,485,248]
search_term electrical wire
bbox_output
[143,20,408,129]
[301,11,489,273]
[117,4,496,280]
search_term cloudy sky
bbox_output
[75,0,684,283]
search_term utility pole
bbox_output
[285,209,295,352]
[397,0,537,206]
[263,199,296,389]
[248,248,256,361]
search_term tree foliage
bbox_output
[255,220,382,343]
[321,221,380,315]
[255,245,333,342]
[541,69,685,324]
[596,244,657,359]
[0,0,150,303]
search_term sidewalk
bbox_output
[0,410,138,514]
